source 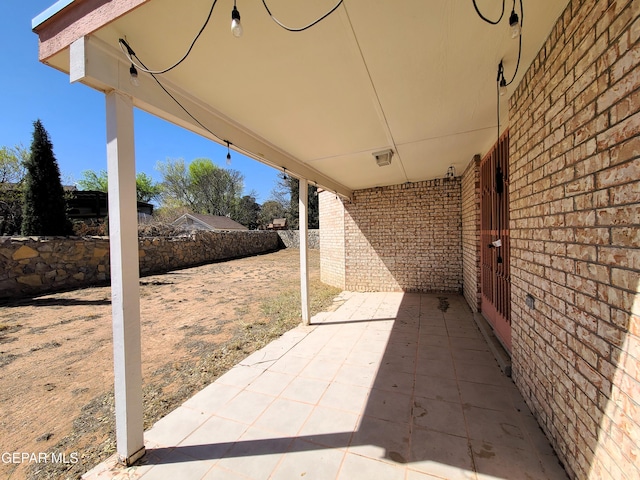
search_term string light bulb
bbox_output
[509,9,521,38]
[231,2,243,38]
[226,141,232,164]
[129,63,140,87]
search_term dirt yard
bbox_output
[0,249,341,480]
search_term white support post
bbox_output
[299,178,310,325]
[106,91,145,465]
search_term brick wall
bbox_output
[509,1,639,478]
[321,179,463,293]
[462,155,481,312]
[319,191,346,289]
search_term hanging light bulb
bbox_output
[509,9,521,38]
[129,63,140,87]
[231,1,243,38]
[226,141,232,164]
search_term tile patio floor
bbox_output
[84,292,568,480]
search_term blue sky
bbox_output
[0,1,281,203]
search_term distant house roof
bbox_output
[172,213,248,231]
[267,218,287,230]
[67,190,154,218]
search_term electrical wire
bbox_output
[119,0,218,75]
[118,0,344,152]
[128,49,286,174]
[261,0,344,32]
[116,2,223,144]
[505,33,522,85]
[130,48,224,143]
[497,63,502,142]
[149,72,224,143]
[472,0,505,25]
[129,54,306,179]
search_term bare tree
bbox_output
[156,157,246,220]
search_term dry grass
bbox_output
[26,279,341,480]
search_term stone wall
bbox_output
[461,155,481,312]
[320,179,463,293]
[508,1,640,478]
[0,231,280,300]
[276,230,320,249]
[0,237,110,299]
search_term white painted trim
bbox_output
[105,90,145,464]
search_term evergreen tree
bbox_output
[21,120,72,236]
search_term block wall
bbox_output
[323,179,463,293]
[462,155,481,312]
[508,1,640,479]
[319,191,346,289]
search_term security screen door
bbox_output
[480,131,511,352]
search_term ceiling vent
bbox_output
[373,149,393,167]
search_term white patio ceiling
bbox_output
[35,0,568,197]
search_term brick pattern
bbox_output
[509,1,640,478]
[462,155,482,312]
[321,179,462,293]
[319,191,346,289]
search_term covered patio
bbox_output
[32,1,640,479]
[85,292,567,480]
